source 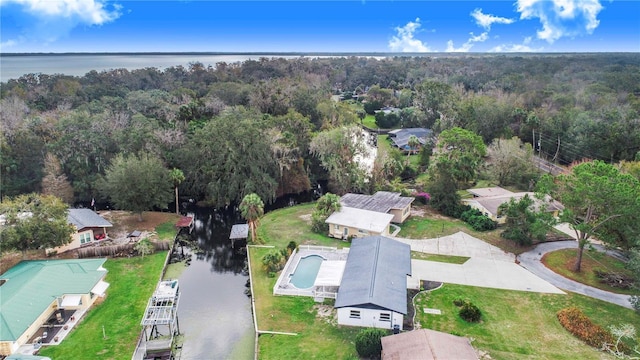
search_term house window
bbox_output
[379,313,391,322]
[79,232,92,244]
[334,224,340,231]
[403,207,409,215]
[350,310,361,319]
[358,229,368,235]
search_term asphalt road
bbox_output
[518,241,633,309]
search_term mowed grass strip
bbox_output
[542,248,634,295]
[415,284,638,360]
[411,251,469,264]
[39,251,167,359]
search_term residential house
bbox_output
[341,191,414,223]
[462,187,564,224]
[387,128,432,153]
[334,236,411,330]
[381,329,478,360]
[0,259,109,355]
[325,207,394,239]
[49,209,113,254]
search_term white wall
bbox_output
[337,307,403,330]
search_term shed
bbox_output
[325,207,394,239]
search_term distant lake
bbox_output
[0,54,305,82]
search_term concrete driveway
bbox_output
[395,232,564,294]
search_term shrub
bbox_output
[413,192,431,205]
[459,302,482,323]
[460,208,497,231]
[355,328,387,359]
[453,298,466,307]
[262,250,284,273]
[311,212,329,234]
[557,307,622,351]
[286,241,298,256]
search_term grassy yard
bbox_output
[39,251,167,359]
[414,283,639,359]
[411,251,469,264]
[542,248,634,295]
[362,114,377,129]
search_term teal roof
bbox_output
[0,258,107,342]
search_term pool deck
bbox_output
[273,245,349,298]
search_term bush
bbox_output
[453,298,466,307]
[311,212,328,234]
[413,192,431,205]
[460,208,497,231]
[355,328,387,359]
[557,307,622,351]
[459,302,482,323]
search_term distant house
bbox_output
[49,209,113,254]
[341,191,414,223]
[334,236,411,330]
[0,259,109,355]
[387,128,432,153]
[325,207,394,239]
[381,329,478,360]
[462,187,564,224]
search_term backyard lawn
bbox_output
[39,251,167,359]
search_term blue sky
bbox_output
[1,0,638,53]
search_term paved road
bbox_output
[518,241,633,309]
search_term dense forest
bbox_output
[1,54,639,208]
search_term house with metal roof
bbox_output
[334,236,411,330]
[462,187,564,224]
[387,128,432,153]
[48,209,113,254]
[340,191,414,223]
[0,259,109,355]
[325,207,394,239]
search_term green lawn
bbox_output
[542,248,634,295]
[415,284,638,359]
[39,251,167,359]
[362,114,377,129]
[411,251,469,264]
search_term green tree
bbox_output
[498,194,557,246]
[486,137,539,188]
[169,168,185,214]
[41,153,74,204]
[0,194,74,255]
[434,127,486,185]
[99,153,173,221]
[537,160,640,271]
[310,125,369,194]
[354,328,386,359]
[134,238,155,259]
[311,193,341,234]
[262,250,284,275]
[240,193,264,243]
[407,134,420,164]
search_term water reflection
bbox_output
[175,205,253,360]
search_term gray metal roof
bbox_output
[335,236,411,314]
[229,224,249,239]
[67,208,112,230]
[341,191,414,213]
[388,128,432,149]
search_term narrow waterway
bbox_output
[175,206,254,360]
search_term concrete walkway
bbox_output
[518,241,633,309]
[394,232,564,294]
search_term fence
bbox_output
[77,240,170,258]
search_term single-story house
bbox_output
[381,329,478,360]
[0,259,109,356]
[387,128,432,153]
[48,209,113,254]
[325,207,394,239]
[334,236,411,330]
[341,191,414,223]
[462,187,564,224]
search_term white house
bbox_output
[325,207,394,239]
[334,236,411,330]
[340,191,414,223]
[49,209,113,254]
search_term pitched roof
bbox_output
[381,329,478,360]
[341,191,414,213]
[387,128,432,149]
[229,224,249,239]
[325,207,394,233]
[67,209,112,230]
[463,192,564,217]
[466,187,514,198]
[0,259,108,341]
[335,236,411,314]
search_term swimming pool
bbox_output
[290,255,324,289]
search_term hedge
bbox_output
[557,307,623,352]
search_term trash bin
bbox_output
[393,324,400,334]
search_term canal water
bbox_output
[173,189,321,359]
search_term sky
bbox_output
[0,0,639,53]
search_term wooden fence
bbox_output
[77,241,170,258]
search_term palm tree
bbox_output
[240,193,264,243]
[169,168,185,214]
[407,135,420,164]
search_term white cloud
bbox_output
[0,0,122,48]
[446,32,488,52]
[388,18,432,52]
[516,0,603,43]
[471,8,515,30]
